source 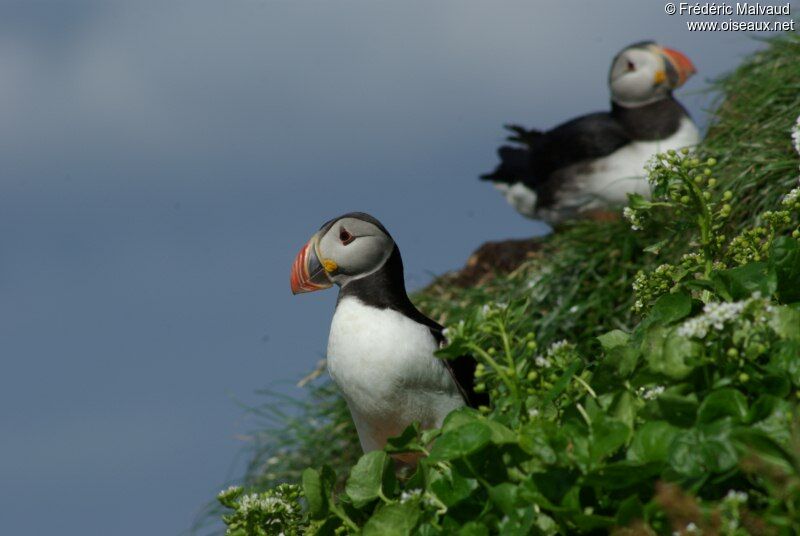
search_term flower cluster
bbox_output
[237,493,296,517]
[623,206,643,231]
[677,300,748,339]
[628,152,800,312]
[632,264,677,313]
[218,484,306,536]
[638,385,665,400]
[719,490,749,533]
[783,185,800,208]
[726,207,794,265]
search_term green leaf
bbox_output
[497,506,536,535]
[642,327,697,379]
[646,292,693,326]
[731,428,798,473]
[428,421,492,462]
[458,522,490,536]
[485,420,517,445]
[385,422,425,454]
[440,407,481,432]
[657,393,699,427]
[627,421,680,463]
[711,262,777,301]
[542,361,581,406]
[362,501,421,536]
[597,329,629,351]
[489,483,520,516]
[697,389,748,424]
[345,451,395,507]
[627,193,653,209]
[303,466,335,519]
[644,238,669,254]
[746,395,780,424]
[770,236,800,303]
[584,461,662,490]
[589,416,630,464]
[428,465,478,507]
[668,429,705,477]
[518,424,557,463]
[700,435,739,473]
[770,307,800,341]
[770,340,800,386]
[616,495,644,526]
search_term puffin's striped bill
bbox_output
[660,46,696,88]
[290,238,333,294]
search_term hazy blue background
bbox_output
[1,1,793,534]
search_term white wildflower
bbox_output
[623,207,642,231]
[218,485,242,500]
[528,408,540,418]
[400,489,423,503]
[685,522,699,533]
[782,186,800,207]
[644,154,659,174]
[569,305,579,314]
[677,299,747,339]
[239,493,294,516]
[534,356,551,368]
[703,300,746,330]
[639,385,665,400]
[481,304,491,315]
[725,489,748,503]
[677,316,709,338]
[548,340,570,354]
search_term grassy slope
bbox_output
[221,31,800,522]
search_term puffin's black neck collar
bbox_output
[337,246,442,331]
[611,95,688,140]
[338,246,410,308]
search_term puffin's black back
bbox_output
[481,96,692,209]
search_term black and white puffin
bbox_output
[481,42,700,223]
[290,212,488,457]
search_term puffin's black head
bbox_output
[290,212,396,294]
[609,41,696,107]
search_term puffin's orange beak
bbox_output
[290,234,333,295]
[660,46,696,88]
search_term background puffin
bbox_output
[481,41,699,223]
[290,212,488,457]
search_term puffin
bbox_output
[481,41,700,223]
[290,212,488,458]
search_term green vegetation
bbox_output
[215,32,800,534]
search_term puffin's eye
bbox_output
[626,60,636,71]
[339,227,354,245]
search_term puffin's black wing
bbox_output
[504,124,543,145]
[532,112,631,176]
[421,319,490,409]
[482,112,631,189]
[442,353,490,409]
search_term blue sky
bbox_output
[1,1,793,534]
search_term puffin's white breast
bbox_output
[326,296,464,452]
[564,116,701,209]
[494,182,539,218]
